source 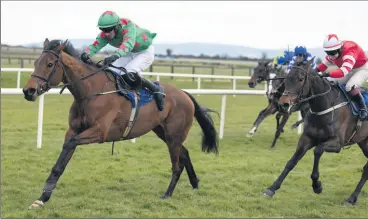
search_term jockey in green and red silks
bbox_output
[80,10,165,111]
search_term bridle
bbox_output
[31,49,111,95]
[281,65,332,104]
[253,65,287,96]
[31,50,67,94]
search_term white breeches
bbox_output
[109,45,155,75]
[327,63,368,92]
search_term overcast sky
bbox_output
[2,1,368,49]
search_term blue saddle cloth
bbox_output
[108,68,159,108]
[337,84,368,116]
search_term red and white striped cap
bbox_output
[323,34,343,51]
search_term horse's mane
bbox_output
[45,40,80,58]
[46,40,100,71]
[274,66,287,77]
[295,61,319,77]
[291,61,339,91]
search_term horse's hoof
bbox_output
[313,186,323,194]
[192,182,199,189]
[344,197,357,205]
[262,188,275,197]
[344,200,356,206]
[247,127,257,137]
[160,194,171,199]
[28,200,44,209]
[313,181,323,194]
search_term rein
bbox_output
[282,65,332,105]
[252,65,287,97]
[31,49,121,97]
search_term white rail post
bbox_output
[37,94,45,149]
[232,79,236,97]
[264,83,268,97]
[156,75,160,81]
[17,70,21,88]
[197,77,201,96]
[298,111,303,135]
[219,95,227,139]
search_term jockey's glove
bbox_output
[318,72,330,77]
[81,52,91,63]
[103,54,120,65]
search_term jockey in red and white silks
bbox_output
[316,34,368,120]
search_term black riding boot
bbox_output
[141,77,165,111]
[351,90,368,120]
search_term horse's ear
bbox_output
[56,39,69,52]
[43,38,49,49]
[306,56,315,67]
[62,39,69,47]
[265,60,271,66]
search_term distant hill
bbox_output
[22,39,368,59]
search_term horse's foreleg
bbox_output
[263,134,315,197]
[291,118,304,129]
[344,140,368,205]
[292,104,308,129]
[270,112,289,148]
[29,125,103,209]
[311,146,324,194]
[247,103,277,137]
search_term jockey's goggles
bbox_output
[325,50,338,56]
[100,26,115,33]
[296,53,306,57]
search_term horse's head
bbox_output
[248,60,272,88]
[23,38,68,101]
[278,57,316,112]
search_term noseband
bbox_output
[31,50,67,93]
[30,49,111,94]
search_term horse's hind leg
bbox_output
[153,124,190,199]
[181,146,199,189]
[344,140,368,205]
[160,137,184,199]
[153,126,199,190]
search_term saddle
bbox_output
[335,82,368,116]
[104,66,156,142]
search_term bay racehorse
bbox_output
[22,38,219,209]
[263,58,368,205]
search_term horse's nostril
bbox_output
[24,88,36,96]
[28,88,36,95]
[278,101,289,109]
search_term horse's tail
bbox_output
[183,91,219,155]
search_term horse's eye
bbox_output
[299,77,304,82]
[47,63,53,68]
